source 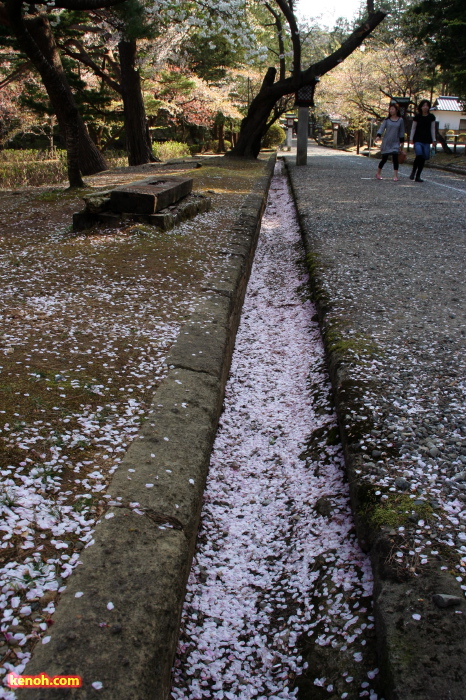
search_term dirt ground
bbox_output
[0,156,270,682]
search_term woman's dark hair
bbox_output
[417,99,431,113]
[388,102,401,117]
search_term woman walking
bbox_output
[409,99,437,182]
[374,103,405,181]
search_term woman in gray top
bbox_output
[374,103,405,181]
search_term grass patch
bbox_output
[0,150,127,189]
[362,491,433,530]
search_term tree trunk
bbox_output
[230,69,280,158]
[27,14,107,176]
[65,105,85,188]
[230,10,386,159]
[436,126,453,154]
[118,39,156,166]
[217,122,225,153]
[12,9,107,180]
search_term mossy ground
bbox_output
[361,490,433,530]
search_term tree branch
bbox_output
[61,38,121,92]
[273,0,301,81]
[34,0,125,9]
[0,61,32,89]
[260,9,386,101]
[302,11,386,85]
[265,2,286,82]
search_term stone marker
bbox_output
[72,177,209,232]
[110,177,193,215]
[432,593,463,609]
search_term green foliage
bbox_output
[365,0,415,45]
[157,70,197,99]
[182,32,243,83]
[0,150,67,188]
[261,123,286,149]
[152,141,191,161]
[404,0,466,98]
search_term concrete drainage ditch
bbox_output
[170,162,380,700]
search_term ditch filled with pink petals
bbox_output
[171,163,380,700]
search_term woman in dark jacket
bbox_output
[409,100,437,182]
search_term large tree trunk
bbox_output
[230,69,281,158]
[25,12,107,176]
[230,10,386,159]
[118,39,156,166]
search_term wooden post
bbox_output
[286,127,293,151]
[296,106,309,166]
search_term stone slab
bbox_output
[110,177,193,215]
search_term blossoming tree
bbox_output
[229,0,387,157]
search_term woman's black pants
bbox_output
[379,153,399,170]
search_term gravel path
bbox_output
[286,145,466,697]
[171,163,379,700]
[287,145,466,571]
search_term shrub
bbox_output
[457,133,466,143]
[0,149,129,189]
[152,141,191,161]
[0,149,67,188]
[261,123,286,149]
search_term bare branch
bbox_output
[273,0,301,81]
[61,38,121,92]
[34,0,125,9]
[0,61,31,89]
[265,2,286,82]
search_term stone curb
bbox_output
[284,157,466,700]
[17,156,276,699]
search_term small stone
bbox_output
[372,450,382,458]
[314,496,333,517]
[452,471,466,482]
[40,591,57,606]
[395,477,410,491]
[429,447,440,458]
[432,594,462,609]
